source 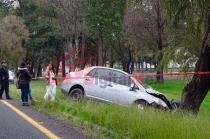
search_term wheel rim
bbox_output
[137,104,144,110]
[71,92,81,100]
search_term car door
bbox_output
[103,70,137,105]
[84,68,110,100]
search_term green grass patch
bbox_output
[10,79,210,139]
[145,77,210,115]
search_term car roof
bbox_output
[91,66,130,76]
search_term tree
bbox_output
[16,0,64,77]
[46,0,88,73]
[124,1,154,72]
[167,0,210,113]
[107,30,133,72]
[127,0,168,83]
[0,15,29,67]
[86,0,127,66]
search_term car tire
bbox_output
[69,88,84,101]
[135,100,148,110]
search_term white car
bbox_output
[61,66,176,110]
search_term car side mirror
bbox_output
[130,84,139,91]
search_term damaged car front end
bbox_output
[145,87,180,111]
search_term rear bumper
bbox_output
[61,82,71,95]
[61,86,69,94]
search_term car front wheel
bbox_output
[69,88,84,101]
[135,100,148,110]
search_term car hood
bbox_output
[145,88,163,95]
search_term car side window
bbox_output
[87,69,96,77]
[111,71,131,87]
[95,69,111,81]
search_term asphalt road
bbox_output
[0,99,90,139]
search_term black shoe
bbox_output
[22,102,26,106]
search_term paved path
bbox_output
[0,99,90,139]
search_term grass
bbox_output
[9,78,210,139]
[145,77,210,116]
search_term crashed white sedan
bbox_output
[61,66,178,110]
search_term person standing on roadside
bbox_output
[44,63,57,101]
[0,60,12,100]
[17,62,31,106]
[26,62,35,104]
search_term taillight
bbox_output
[65,74,71,79]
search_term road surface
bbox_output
[0,99,90,139]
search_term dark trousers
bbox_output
[0,80,10,99]
[20,84,29,103]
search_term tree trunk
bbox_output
[122,58,130,73]
[110,61,114,68]
[156,0,164,84]
[61,54,66,77]
[145,62,148,71]
[130,61,134,74]
[122,61,129,73]
[180,8,210,114]
[33,62,39,78]
[69,38,74,72]
[156,64,164,83]
[81,35,86,69]
[135,62,138,71]
[55,58,60,76]
[30,62,35,78]
[98,30,103,66]
[122,48,132,73]
[75,38,79,69]
[37,63,42,77]
[103,49,107,66]
[141,61,144,72]
[150,62,152,71]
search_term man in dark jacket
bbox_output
[17,62,31,106]
[26,61,35,104]
[0,60,11,99]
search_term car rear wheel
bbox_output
[69,88,84,101]
[135,100,148,110]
